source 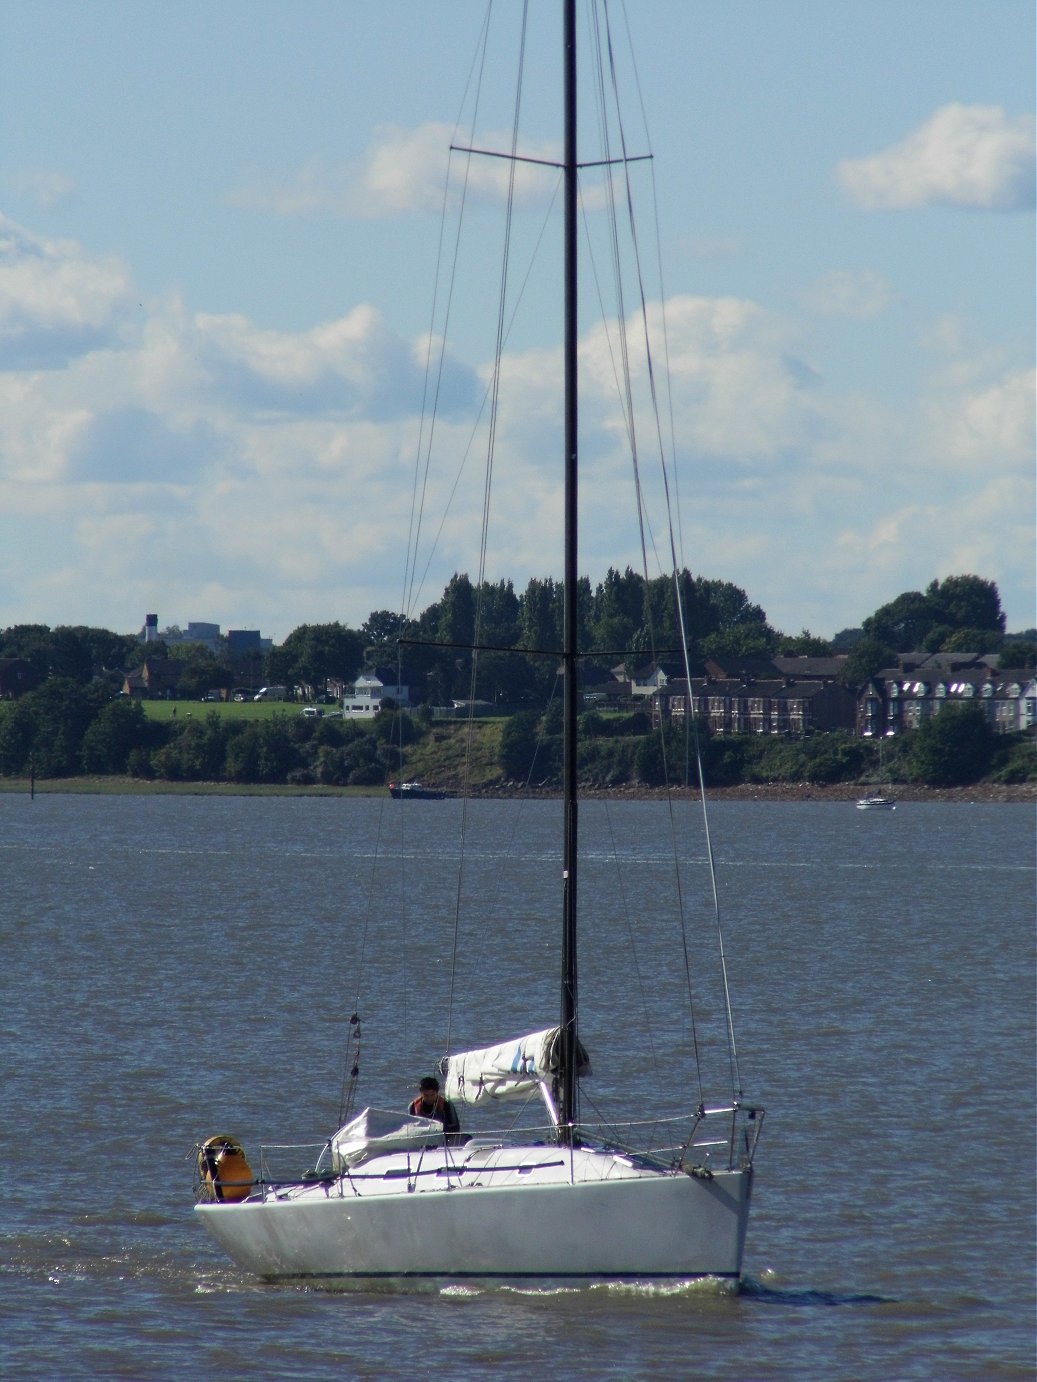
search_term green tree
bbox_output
[81,697,155,773]
[926,575,1004,637]
[151,713,230,781]
[361,610,409,653]
[61,626,138,681]
[865,576,1005,654]
[125,637,169,669]
[372,705,420,746]
[634,724,688,786]
[7,678,104,776]
[270,622,364,692]
[438,573,477,649]
[839,635,896,687]
[701,621,776,663]
[0,624,55,681]
[46,628,95,683]
[777,630,834,656]
[519,577,560,654]
[224,724,263,782]
[255,719,299,781]
[863,590,934,652]
[342,732,385,785]
[473,650,537,706]
[475,578,521,648]
[909,702,996,786]
[999,637,1036,669]
[168,644,229,699]
[500,709,541,780]
[939,627,1002,653]
[0,699,36,774]
[590,567,644,654]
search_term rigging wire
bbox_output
[596,0,743,1100]
[445,0,532,1060]
[402,5,494,625]
[336,782,395,1125]
[395,0,747,1109]
[599,797,660,1075]
[582,1,702,1102]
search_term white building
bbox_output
[342,669,411,717]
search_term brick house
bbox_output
[121,657,181,699]
[0,657,41,698]
[864,658,1037,737]
[654,675,857,737]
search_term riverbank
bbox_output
[1,776,1033,803]
[620,782,1036,804]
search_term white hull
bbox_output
[196,1141,753,1285]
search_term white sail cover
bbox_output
[330,1107,448,1169]
[442,1026,590,1107]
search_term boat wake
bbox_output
[741,1273,891,1308]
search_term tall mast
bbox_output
[559,0,579,1139]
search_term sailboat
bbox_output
[857,739,896,808]
[195,2,763,1286]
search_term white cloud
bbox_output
[366,123,558,214]
[0,206,1032,640]
[191,304,439,418]
[923,367,1036,469]
[5,169,77,210]
[818,362,1035,631]
[837,104,1036,211]
[804,269,899,320]
[229,122,559,220]
[0,213,133,366]
[595,295,821,464]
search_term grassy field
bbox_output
[393,719,506,788]
[142,699,324,722]
[0,776,382,797]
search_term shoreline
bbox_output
[0,776,1033,804]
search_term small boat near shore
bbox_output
[856,795,896,811]
[388,781,447,800]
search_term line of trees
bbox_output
[0,684,416,785]
[1,672,1030,789]
[1,572,1031,713]
[0,570,1033,789]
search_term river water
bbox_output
[1,792,1033,1379]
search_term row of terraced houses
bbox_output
[644,652,1036,739]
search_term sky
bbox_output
[0,0,1033,646]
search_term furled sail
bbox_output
[330,1107,448,1170]
[442,1026,591,1107]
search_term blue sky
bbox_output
[1,0,1033,644]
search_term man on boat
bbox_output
[409,1076,461,1138]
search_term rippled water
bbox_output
[1,793,1033,1378]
